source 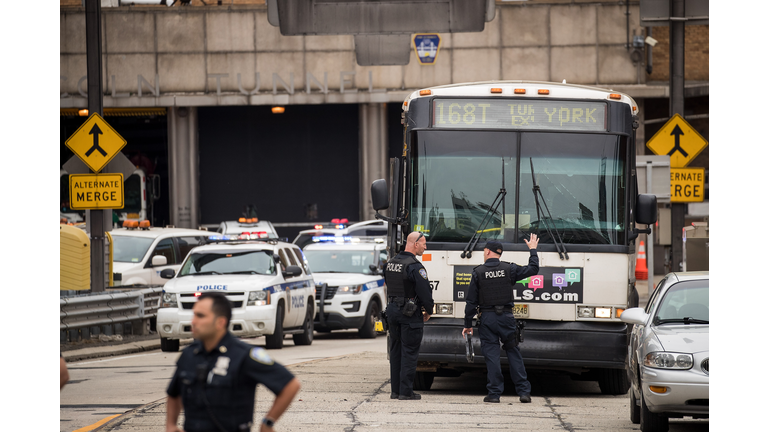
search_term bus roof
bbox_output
[403,80,637,114]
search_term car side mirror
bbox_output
[619,307,648,325]
[160,269,176,279]
[152,255,168,266]
[283,265,302,278]
[369,264,380,274]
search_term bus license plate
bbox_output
[513,304,529,318]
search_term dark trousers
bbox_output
[386,302,424,396]
[478,311,531,398]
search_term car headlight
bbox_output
[248,290,270,306]
[643,352,694,370]
[161,292,177,308]
[336,285,363,295]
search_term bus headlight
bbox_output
[161,292,177,308]
[577,306,614,319]
[248,290,270,306]
[435,303,453,315]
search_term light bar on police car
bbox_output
[312,235,353,243]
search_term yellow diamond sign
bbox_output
[65,113,127,173]
[646,114,708,168]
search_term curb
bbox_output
[63,338,194,362]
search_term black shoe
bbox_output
[390,392,399,399]
[483,396,500,403]
[519,394,531,403]
[398,393,422,400]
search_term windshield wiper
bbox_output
[530,158,569,260]
[225,271,261,275]
[462,158,507,259]
[655,317,709,325]
[190,271,222,276]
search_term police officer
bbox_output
[166,292,301,432]
[462,235,539,404]
[385,231,435,400]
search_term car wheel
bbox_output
[358,300,380,339]
[265,303,285,350]
[630,387,641,424]
[413,371,435,391]
[640,383,669,432]
[597,368,630,395]
[293,304,314,346]
[160,337,179,352]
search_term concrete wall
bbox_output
[60,2,695,108]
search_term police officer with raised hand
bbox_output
[166,291,301,432]
[385,231,435,401]
[462,235,539,404]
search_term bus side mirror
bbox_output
[636,194,657,225]
[371,179,389,211]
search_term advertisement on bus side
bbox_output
[453,266,584,303]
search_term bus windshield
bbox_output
[411,130,627,245]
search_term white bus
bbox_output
[370,81,657,395]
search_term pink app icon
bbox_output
[529,275,544,290]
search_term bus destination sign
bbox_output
[432,99,607,131]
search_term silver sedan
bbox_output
[620,271,709,432]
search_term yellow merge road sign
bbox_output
[670,167,705,203]
[646,114,708,168]
[65,113,127,173]
[69,173,124,210]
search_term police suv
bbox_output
[302,237,387,338]
[157,236,315,351]
[293,219,387,249]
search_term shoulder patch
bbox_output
[250,347,274,365]
[419,268,428,280]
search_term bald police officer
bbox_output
[385,231,435,400]
[166,292,301,432]
[462,235,539,404]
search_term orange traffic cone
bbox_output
[635,241,648,280]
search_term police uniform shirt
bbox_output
[463,250,539,328]
[166,332,295,430]
[389,251,435,313]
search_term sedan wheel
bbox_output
[640,383,669,432]
[630,388,641,424]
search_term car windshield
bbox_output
[654,279,709,324]
[178,251,276,276]
[112,236,154,263]
[303,249,377,274]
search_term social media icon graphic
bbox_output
[518,277,529,286]
[529,275,544,291]
[552,273,568,290]
[565,269,581,284]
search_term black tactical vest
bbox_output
[385,253,420,298]
[476,262,513,307]
[178,335,256,432]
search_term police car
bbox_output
[110,223,212,287]
[293,219,387,249]
[157,237,315,351]
[302,237,387,338]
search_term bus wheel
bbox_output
[597,368,630,395]
[413,371,435,391]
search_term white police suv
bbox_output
[302,237,387,338]
[293,219,387,249]
[157,237,315,351]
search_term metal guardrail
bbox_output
[60,287,163,331]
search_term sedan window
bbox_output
[654,280,709,324]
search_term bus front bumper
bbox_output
[416,318,628,371]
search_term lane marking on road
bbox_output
[72,414,120,432]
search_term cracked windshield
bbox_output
[411,130,627,245]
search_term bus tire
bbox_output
[413,371,434,391]
[265,303,285,350]
[160,337,179,352]
[597,368,630,395]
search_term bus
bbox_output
[370,81,657,395]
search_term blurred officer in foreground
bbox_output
[462,236,539,404]
[384,231,434,400]
[60,354,70,390]
[166,292,301,432]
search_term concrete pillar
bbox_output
[168,107,200,229]
[359,103,389,221]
